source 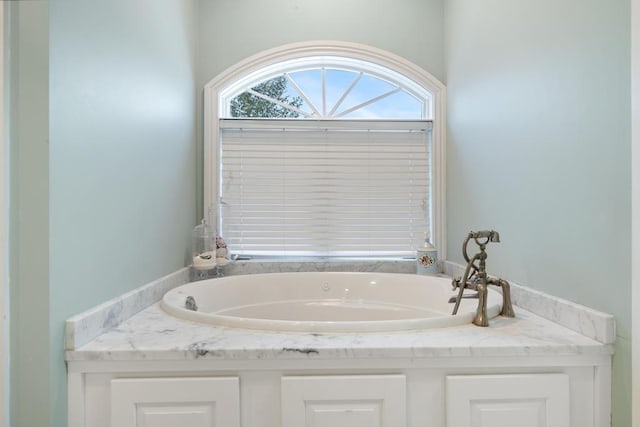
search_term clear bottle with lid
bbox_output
[191,219,216,280]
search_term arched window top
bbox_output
[205,42,447,256]
[220,56,433,120]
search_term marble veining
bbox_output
[66,260,615,364]
[65,268,190,350]
[66,302,612,362]
[220,258,417,276]
[443,261,616,344]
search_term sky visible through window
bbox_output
[231,68,424,119]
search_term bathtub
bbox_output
[161,272,502,332]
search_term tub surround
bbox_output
[442,261,616,344]
[66,262,614,427]
[65,268,190,350]
[66,260,615,360]
[220,258,417,276]
[66,301,611,364]
[65,260,614,364]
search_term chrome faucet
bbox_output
[451,230,515,326]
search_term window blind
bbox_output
[219,119,432,257]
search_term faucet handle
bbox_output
[470,230,500,243]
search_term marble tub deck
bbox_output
[65,303,612,363]
[65,262,615,363]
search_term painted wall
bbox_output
[196,0,445,215]
[445,1,631,426]
[198,4,631,424]
[7,0,631,425]
[8,2,50,426]
[632,0,640,423]
[48,0,197,426]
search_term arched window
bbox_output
[221,57,431,119]
[205,42,446,257]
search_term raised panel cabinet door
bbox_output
[110,377,239,427]
[281,374,406,427]
[446,373,570,427]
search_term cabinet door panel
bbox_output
[111,377,239,427]
[471,400,546,427]
[306,401,381,427]
[446,373,569,427]
[282,374,406,427]
[135,403,214,427]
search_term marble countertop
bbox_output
[65,263,615,364]
[66,302,612,363]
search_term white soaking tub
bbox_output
[161,271,502,332]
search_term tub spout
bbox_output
[451,230,514,326]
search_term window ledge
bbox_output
[219,258,421,276]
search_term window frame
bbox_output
[221,58,432,119]
[204,41,447,257]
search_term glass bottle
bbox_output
[191,219,216,280]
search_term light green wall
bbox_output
[48,1,197,426]
[195,0,445,215]
[198,0,445,82]
[8,2,50,426]
[198,4,632,424]
[7,1,631,426]
[445,1,631,426]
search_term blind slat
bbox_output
[220,124,432,256]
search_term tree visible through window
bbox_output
[227,68,425,119]
[230,76,303,118]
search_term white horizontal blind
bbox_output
[219,119,432,257]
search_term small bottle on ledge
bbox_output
[191,219,217,281]
[416,232,438,275]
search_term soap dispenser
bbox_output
[191,219,217,281]
[416,232,438,275]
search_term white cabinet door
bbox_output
[281,374,406,427]
[111,377,239,427]
[446,373,570,427]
